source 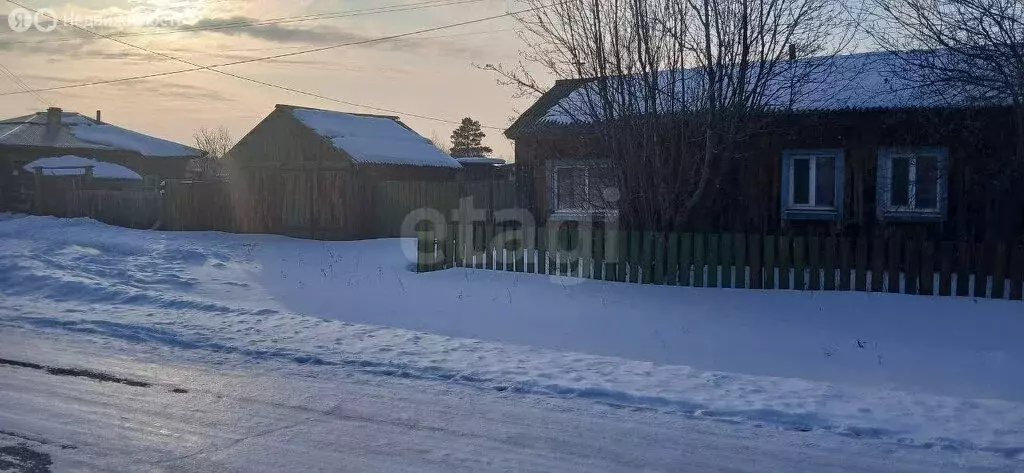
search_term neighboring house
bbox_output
[505,51,1024,241]
[225,104,461,179]
[223,104,462,239]
[0,107,202,210]
[455,156,513,181]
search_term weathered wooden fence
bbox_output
[46,176,518,240]
[416,225,1024,300]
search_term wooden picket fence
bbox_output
[416,225,1024,300]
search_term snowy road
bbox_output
[0,329,1017,473]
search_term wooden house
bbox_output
[222,104,462,239]
[506,51,1024,242]
[0,107,202,211]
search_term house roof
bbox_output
[504,78,594,138]
[283,104,462,169]
[456,156,507,166]
[23,155,143,180]
[0,110,202,158]
[507,50,1001,138]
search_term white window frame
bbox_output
[549,161,618,220]
[780,149,844,221]
[877,147,948,221]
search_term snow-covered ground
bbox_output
[1,214,1022,467]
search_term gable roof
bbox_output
[0,110,202,158]
[282,105,461,169]
[507,50,1002,138]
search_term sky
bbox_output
[0,0,542,160]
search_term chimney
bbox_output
[45,107,62,138]
[95,110,102,123]
[789,44,797,61]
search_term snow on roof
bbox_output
[23,155,143,180]
[541,50,981,125]
[73,123,201,158]
[0,111,202,158]
[291,107,461,169]
[456,157,506,166]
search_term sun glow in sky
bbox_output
[0,0,538,158]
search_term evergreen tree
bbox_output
[448,117,493,157]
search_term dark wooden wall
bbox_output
[513,107,1024,242]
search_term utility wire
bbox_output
[1,0,542,128]
[7,0,488,46]
[0,62,50,106]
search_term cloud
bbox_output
[186,15,344,43]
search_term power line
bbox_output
[1,1,541,129]
[7,0,488,46]
[0,62,50,106]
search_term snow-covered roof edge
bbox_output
[513,49,1011,133]
[283,104,461,169]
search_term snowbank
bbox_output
[0,215,1022,458]
[292,108,461,168]
[23,156,142,180]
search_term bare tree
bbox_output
[865,0,1024,160]
[428,131,451,154]
[192,126,233,180]
[491,0,855,230]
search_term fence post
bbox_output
[748,234,762,289]
[920,241,935,296]
[733,233,747,289]
[870,237,885,292]
[1010,245,1024,301]
[939,241,954,296]
[778,235,793,290]
[706,234,720,288]
[720,233,734,289]
[793,236,807,290]
[991,243,1007,299]
[973,242,990,298]
[763,235,776,290]
[693,233,706,287]
[824,237,837,291]
[680,233,694,286]
[955,242,971,297]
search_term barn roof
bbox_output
[0,110,202,158]
[284,105,461,169]
[507,50,1002,138]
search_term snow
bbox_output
[543,51,966,124]
[23,155,143,180]
[0,215,1022,463]
[456,156,507,165]
[72,122,202,158]
[292,108,462,168]
[3,330,1012,472]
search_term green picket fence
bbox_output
[416,224,1024,300]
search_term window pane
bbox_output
[915,155,939,210]
[589,167,615,209]
[890,157,910,207]
[792,158,810,205]
[556,168,577,210]
[814,157,836,207]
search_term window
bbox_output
[549,161,617,218]
[877,148,948,220]
[780,149,844,220]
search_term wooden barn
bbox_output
[223,104,463,239]
[0,107,202,212]
[506,51,1024,242]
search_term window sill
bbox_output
[782,208,841,221]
